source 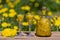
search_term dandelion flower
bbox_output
[1,22,8,27]
[2,13,8,18]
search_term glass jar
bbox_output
[36,16,51,37]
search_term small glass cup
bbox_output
[26,13,34,37]
[17,14,24,36]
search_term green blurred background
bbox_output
[0,0,60,31]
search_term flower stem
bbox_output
[57,27,59,31]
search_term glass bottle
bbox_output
[36,16,51,37]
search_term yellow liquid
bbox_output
[36,17,51,37]
[18,15,24,22]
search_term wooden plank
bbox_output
[0,32,60,40]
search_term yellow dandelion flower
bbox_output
[10,4,15,8]
[21,6,25,10]
[11,29,17,36]
[34,2,39,7]
[54,16,60,26]
[1,28,12,37]
[22,22,29,26]
[26,13,34,21]
[8,2,15,8]
[21,6,30,11]
[2,13,8,18]
[56,0,60,4]
[25,6,30,11]
[1,22,8,27]
[55,20,60,26]
[9,9,15,13]
[14,26,18,30]
[34,15,40,20]
[48,11,52,16]
[8,23,11,26]
[33,19,37,24]
[1,28,18,37]
[0,10,3,14]
[9,12,17,17]
[17,14,24,22]
[1,8,8,13]
[30,0,35,2]
[0,4,3,8]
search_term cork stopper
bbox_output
[42,6,46,10]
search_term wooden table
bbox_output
[0,32,60,40]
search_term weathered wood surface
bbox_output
[0,32,60,40]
